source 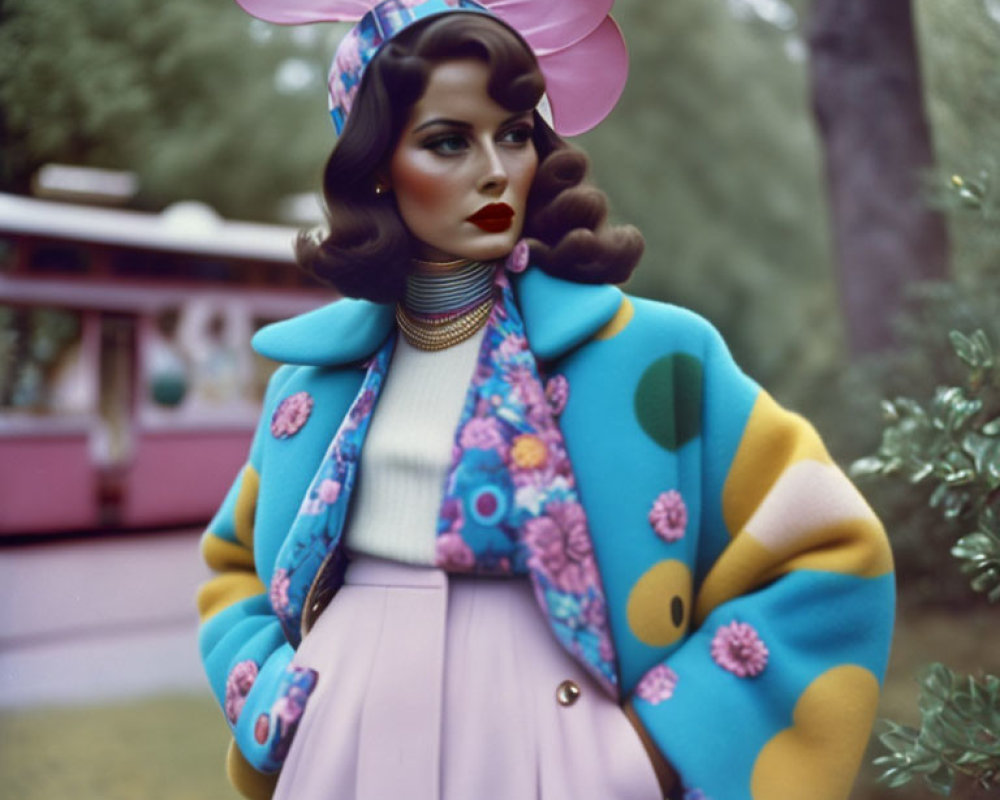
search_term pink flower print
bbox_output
[271,694,304,732]
[523,500,596,595]
[224,660,259,724]
[440,497,465,535]
[711,621,769,678]
[271,391,313,439]
[635,664,678,705]
[329,74,348,110]
[333,28,363,74]
[545,374,569,415]
[347,388,375,428]
[649,490,688,543]
[459,416,505,452]
[505,239,530,273]
[436,532,475,570]
[318,479,341,505]
[496,332,529,361]
[269,568,290,615]
[506,364,546,410]
[599,631,615,664]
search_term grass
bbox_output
[0,604,993,800]
[0,695,237,800]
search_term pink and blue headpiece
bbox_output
[233,0,628,136]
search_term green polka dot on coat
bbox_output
[634,354,703,451]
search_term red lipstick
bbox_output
[467,203,514,233]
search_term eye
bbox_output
[498,124,533,146]
[423,133,469,156]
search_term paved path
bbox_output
[0,529,212,708]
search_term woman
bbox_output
[197,3,895,799]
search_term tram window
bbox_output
[111,249,238,283]
[0,238,13,272]
[0,305,90,415]
[29,243,89,275]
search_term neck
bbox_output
[403,259,497,317]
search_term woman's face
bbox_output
[388,58,538,262]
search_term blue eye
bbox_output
[500,125,533,145]
[425,134,468,155]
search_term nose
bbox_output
[476,142,508,196]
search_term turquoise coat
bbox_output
[198,267,894,800]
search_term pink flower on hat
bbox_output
[711,621,768,678]
[649,490,688,542]
[635,664,678,705]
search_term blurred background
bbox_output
[1,0,998,797]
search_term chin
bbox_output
[455,232,520,263]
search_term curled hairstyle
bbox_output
[297,13,644,302]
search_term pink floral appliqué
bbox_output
[711,621,769,678]
[224,660,259,724]
[649,490,688,542]
[271,391,313,439]
[635,664,678,705]
[545,374,569,415]
[269,568,290,616]
[505,238,530,273]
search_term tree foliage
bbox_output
[850,155,1000,792]
[0,0,336,220]
[584,0,840,395]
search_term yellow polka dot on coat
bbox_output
[626,560,692,646]
[594,296,634,340]
[751,665,879,800]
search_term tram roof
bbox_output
[0,193,302,263]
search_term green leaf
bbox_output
[983,417,1000,436]
[951,330,978,366]
[850,456,887,479]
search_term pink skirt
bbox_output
[273,557,661,800]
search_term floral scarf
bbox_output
[271,269,619,697]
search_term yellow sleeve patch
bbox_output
[197,571,267,621]
[234,463,260,550]
[694,518,892,625]
[201,532,256,575]
[227,738,279,799]
[751,665,879,800]
[723,392,830,538]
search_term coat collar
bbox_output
[251,267,623,366]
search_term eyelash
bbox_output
[422,125,534,156]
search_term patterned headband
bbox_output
[233,0,628,136]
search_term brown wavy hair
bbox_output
[297,13,644,303]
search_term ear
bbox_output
[373,169,392,195]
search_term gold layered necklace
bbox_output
[396,258,497,351]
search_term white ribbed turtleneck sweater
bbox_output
[343,321,486,564]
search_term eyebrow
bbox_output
[411,111,534,135]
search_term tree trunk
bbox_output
[808,0,949,354]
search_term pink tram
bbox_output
[0,193,334,535]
